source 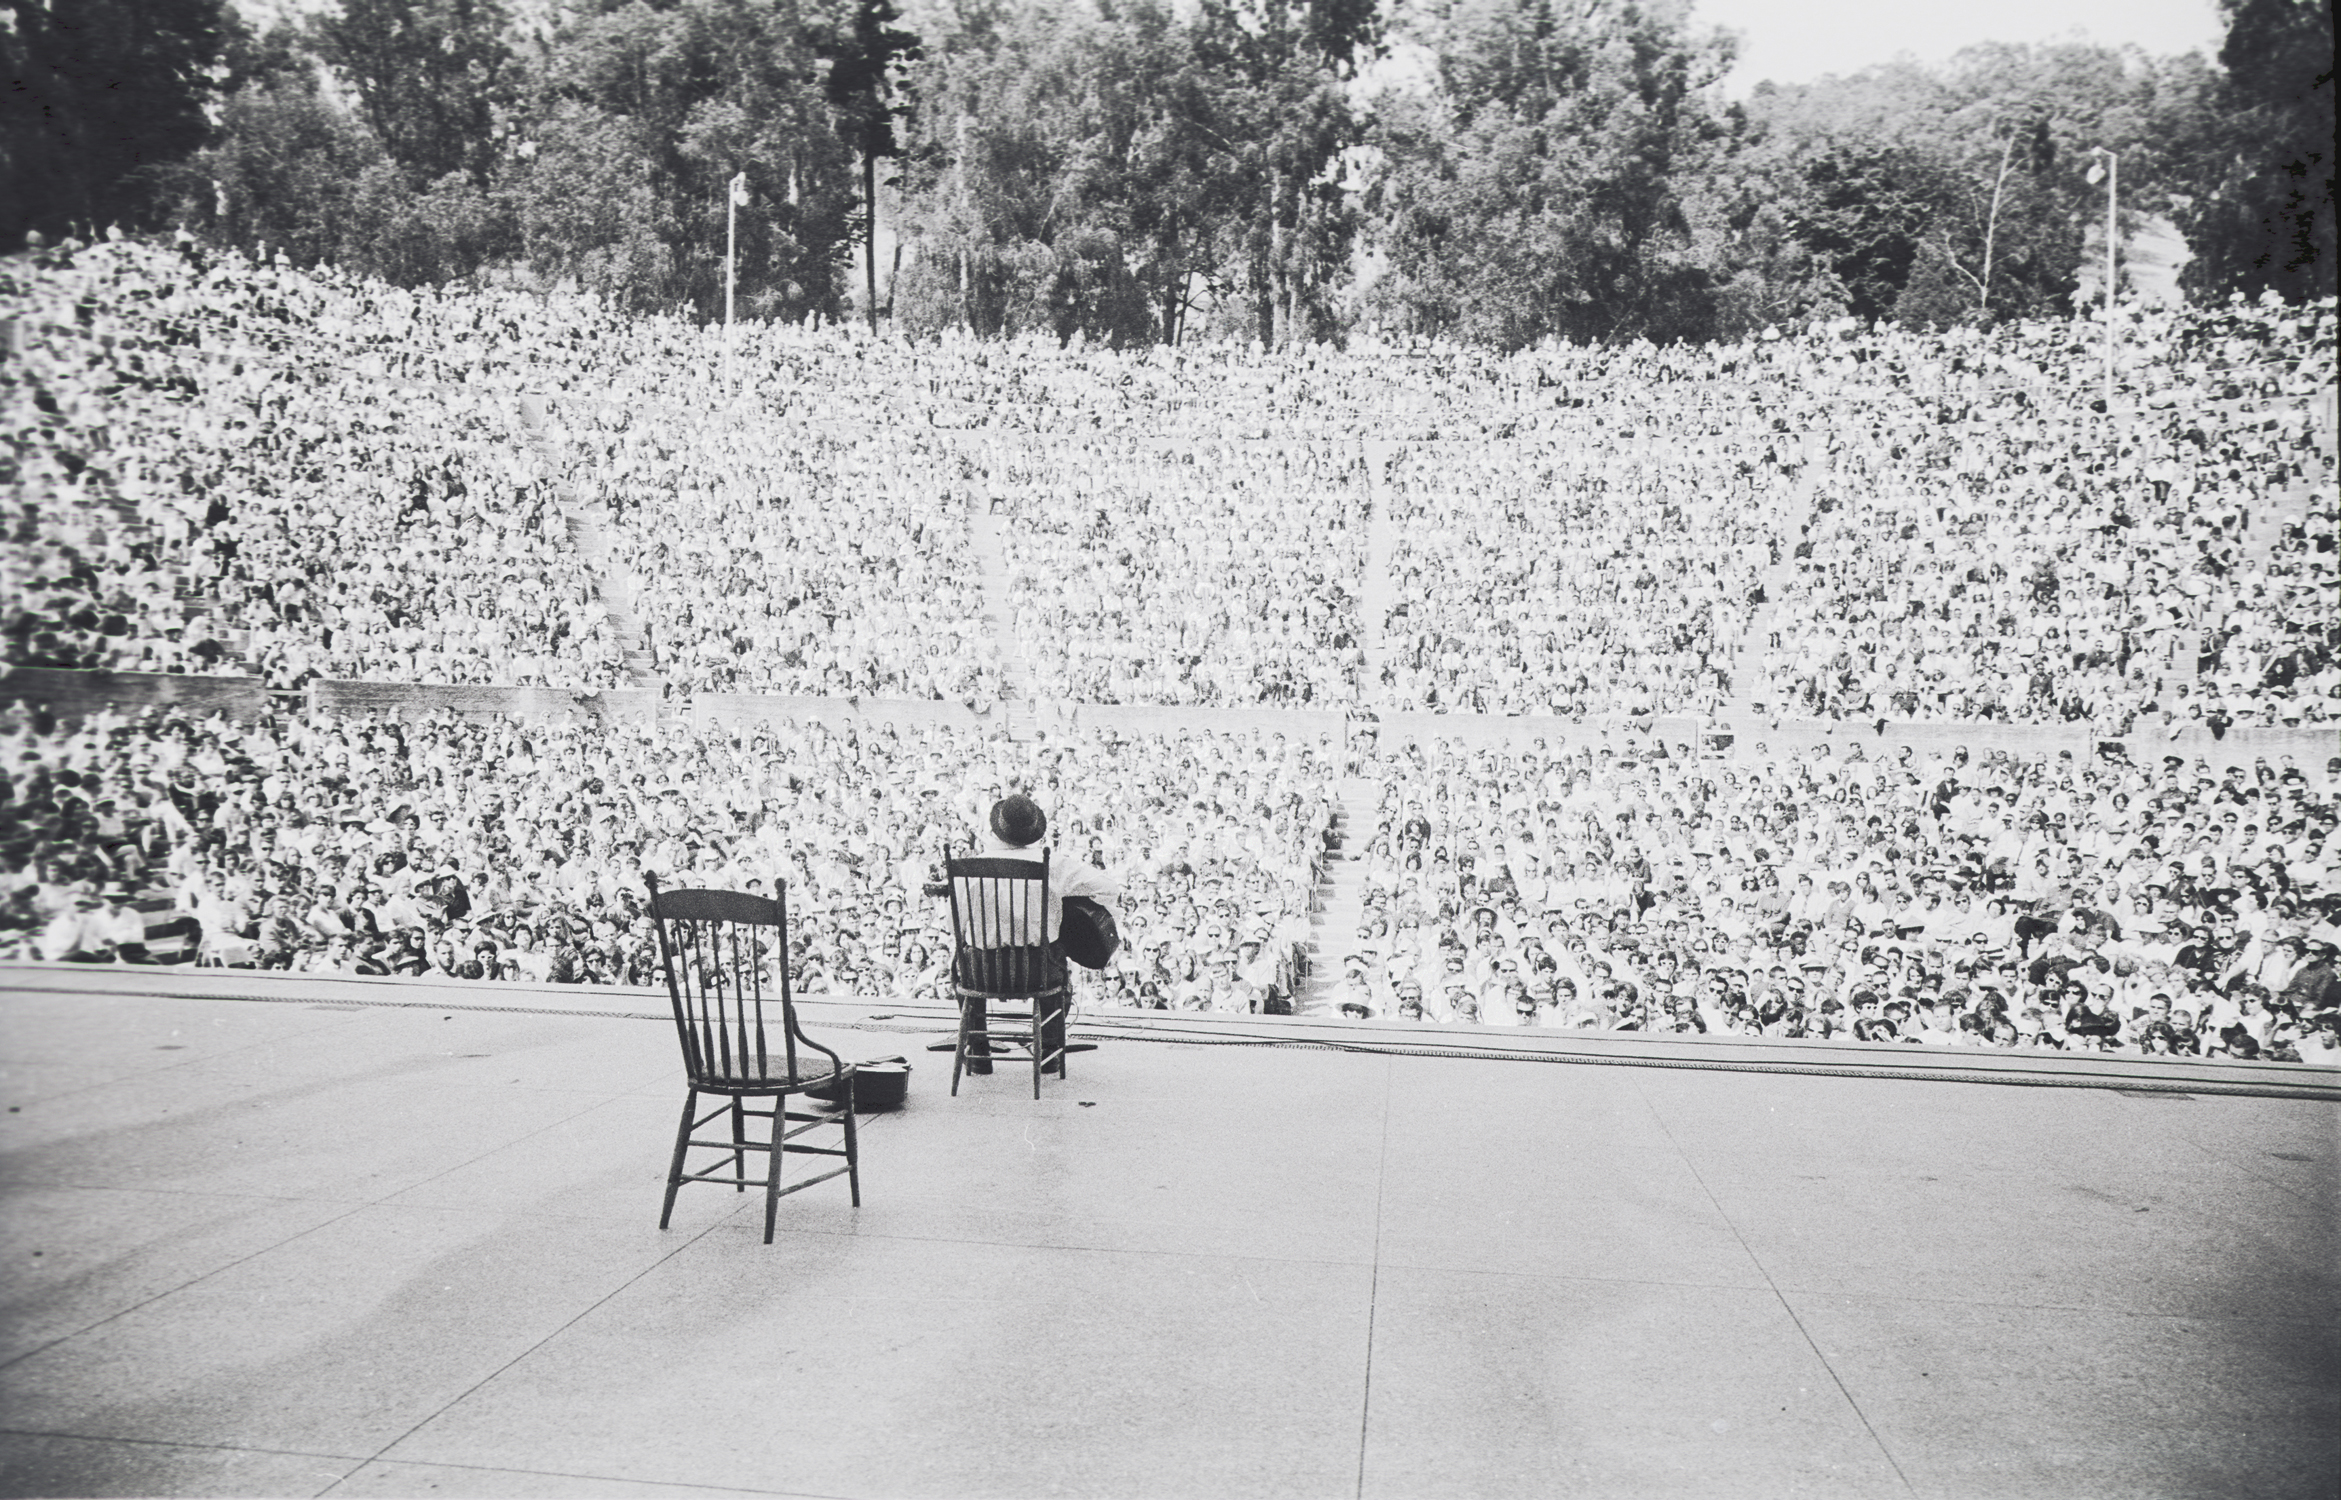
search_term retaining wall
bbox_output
[1048,700,1351,743]
[0,667,273,723]
[684,693,999,735]
[9,671,2329,777]
[1360,711,1684,753]
[1686,714,2337,769]
[306,681,664,721]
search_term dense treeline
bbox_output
[4,0,2331,345]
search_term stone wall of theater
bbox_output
[0,668,275,723]
[1355,711,2334,771]
[304,681,664,722]
[5,671,2331,772]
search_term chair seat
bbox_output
[694,1061,845,1093]
[951,982,1067,1003]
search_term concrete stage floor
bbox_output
[1,966,2335,1500]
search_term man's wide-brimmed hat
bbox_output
[990,794,1047,848]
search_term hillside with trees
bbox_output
[4,0,2331,344]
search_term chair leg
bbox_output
[842,1073,861,1207]
[730,1097,748,1193]
[763,1089,787,1244]
[953,991,996,1093]
[950,994,968,1097]
[966,992,994,1078]
[1030,997,1044,1099]
[660,1088,697,1230]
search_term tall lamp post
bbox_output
[2087,148,2117,414]
[726,172,747,395]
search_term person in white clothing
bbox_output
[951,794,1120,1069]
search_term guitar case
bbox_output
[1059,896,1121,970]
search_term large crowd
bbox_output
[8,692,2335,1063]
[5,242,631,689]
[1312,734,2340,1060]
[1374,432,1775,716]
[999,436,1368,705]
[1756,318,2334,728]
[13,241,2330,730]
[0,701,1330,1015]
[551,406,1000,701]
[4,235,2338,1066]
[1370,313,2335,724]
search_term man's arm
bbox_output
[1057,860,1120,903]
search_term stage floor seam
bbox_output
[1635,1074,1921,1496]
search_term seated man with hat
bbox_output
[952,794,1120,1071]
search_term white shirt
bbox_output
[952,837,1119,947]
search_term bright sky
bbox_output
[1695,0,2229,93]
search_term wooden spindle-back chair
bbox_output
[645,873,859,1242]
[943,850,1069,1098]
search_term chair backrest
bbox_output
[945,849,1054,994]
[645,873,835,1086]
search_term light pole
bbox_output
[726,172,747,395]
[2087,148,2117,414]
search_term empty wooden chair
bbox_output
[645,873,859,1242]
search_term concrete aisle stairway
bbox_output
[965,501,1034,737]
[514,397,660,691]
[1299,776,1382,1015]
[1296,442,1402,1013]
[1720,460,1826,722]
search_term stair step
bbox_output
[1295,774,1386,1015]
[517,395,655,692]
[965,501,1031,731]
